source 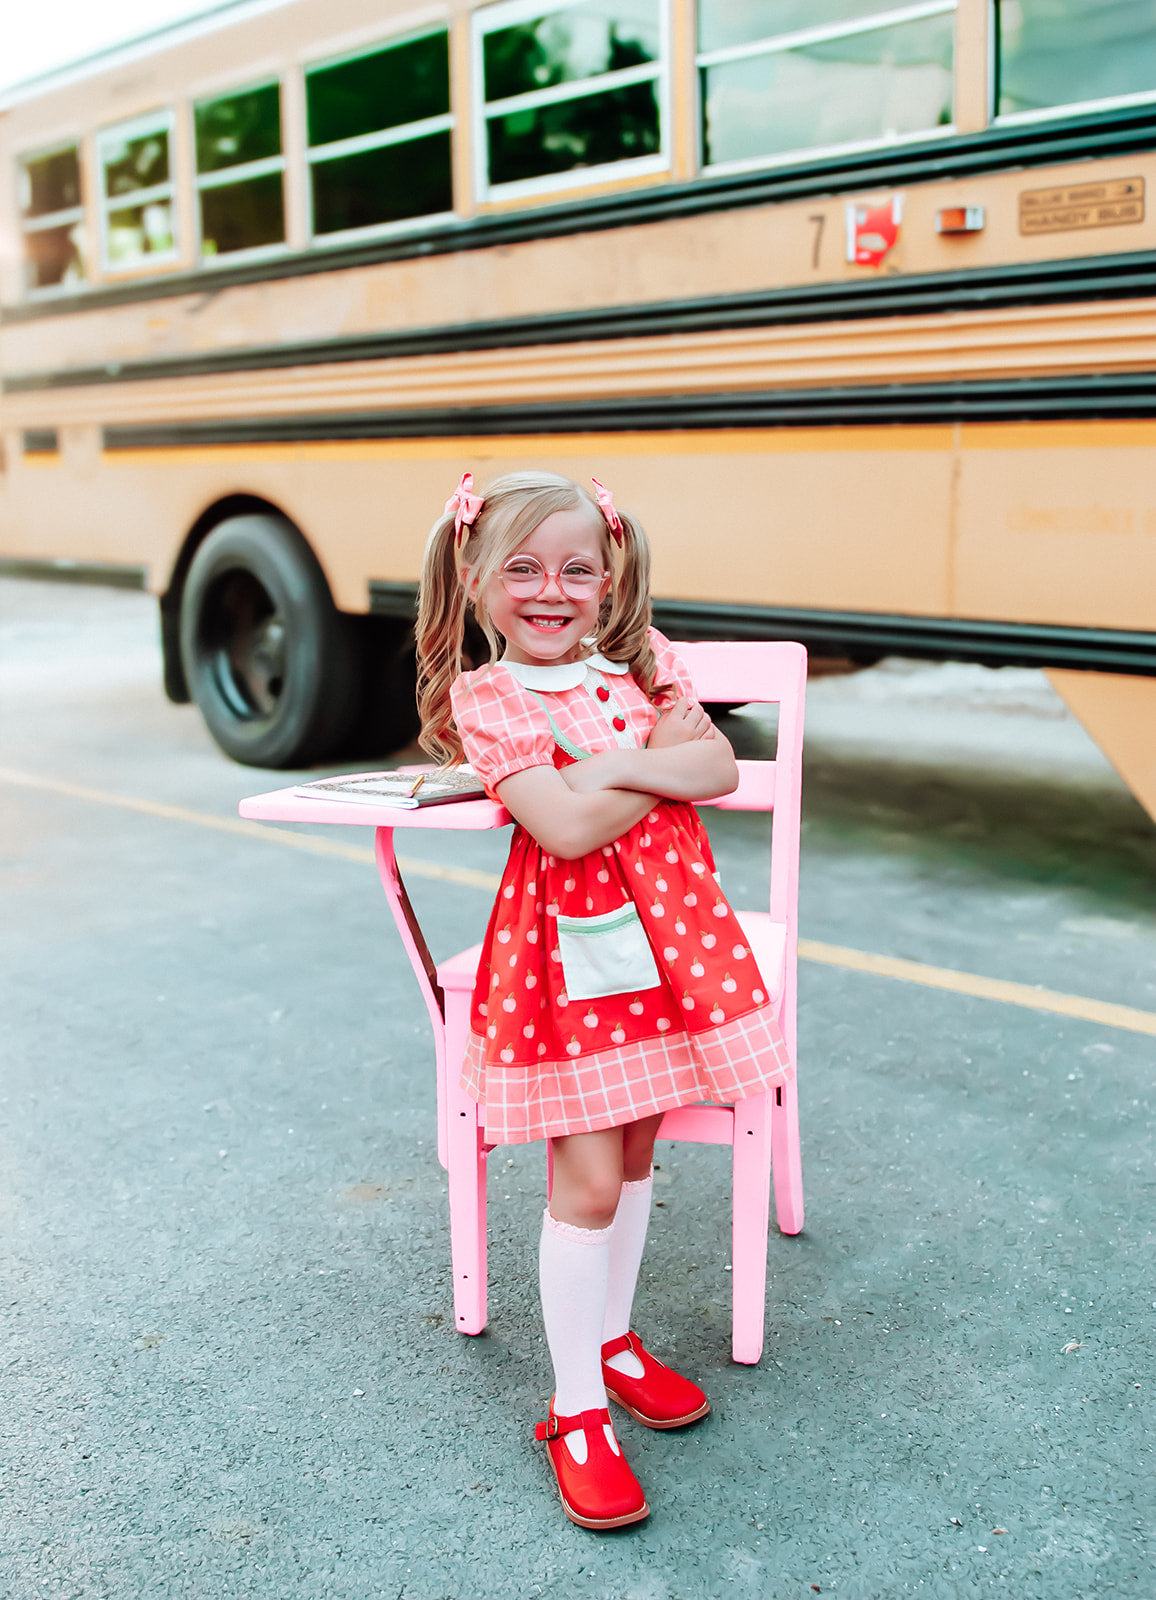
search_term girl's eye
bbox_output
[562,564,596,578]
[505,562,541,575]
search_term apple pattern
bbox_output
[466,755,778,1076]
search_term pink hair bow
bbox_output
[445,471,484,545]
[590,477,623,546]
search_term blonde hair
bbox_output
[416,470,661,765]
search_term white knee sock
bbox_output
[602,1173,653,1379]
[539,1209,618,1464]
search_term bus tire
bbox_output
[180,514,361,769]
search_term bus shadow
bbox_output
[719,711,1156,915]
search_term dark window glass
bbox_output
[23,429,60,454]
[103,130,170,198]
[311,130,452,233]
[25,222,85,288]
[701,12,952,166]
[196,84,282,173]
[698,0,899,55]
[200,172,285,255]
[307,32,449,147]
[484,2,659,101]
[997,0,1156,116]
[487,80,659,185]
[22,147,81,217]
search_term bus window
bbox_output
[97,113,178,270]
[698,1,955,170]
[195,82,285,259]
[997,0,1156,119]
[18,144,86,292]
[476,0,665,198]
[305,29,453,239]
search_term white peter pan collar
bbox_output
[500,651,630,691]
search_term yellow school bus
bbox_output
[1,0,1155,816]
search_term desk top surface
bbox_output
[239,786,511,830]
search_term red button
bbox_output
[596,685,610,701]
[612,715,626,731]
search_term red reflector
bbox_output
[937,205,985,234]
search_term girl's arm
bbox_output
[561,698,739,802]
[495,766,658,861]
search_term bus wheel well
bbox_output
[160,495,301,703]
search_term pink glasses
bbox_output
[498,556,609,600]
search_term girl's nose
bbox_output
[538,570,566,600]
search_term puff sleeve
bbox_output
[648,626,696,703]
[450,665,557,792]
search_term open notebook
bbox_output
[291,768,486,810]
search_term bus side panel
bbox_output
[955,422,1156,631]
[1,430,959,620]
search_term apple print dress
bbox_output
[448,628,793,1145]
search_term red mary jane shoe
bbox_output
[601,1332,711,1429]
[534,1403,649,1530]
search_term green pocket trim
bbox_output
[557,908,640,937]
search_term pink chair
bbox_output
[406,640,806,1366]
[240,640,806,1365]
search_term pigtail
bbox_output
[594,509,668,703]
[415,511,470,765]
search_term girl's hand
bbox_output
[647,696,715,749]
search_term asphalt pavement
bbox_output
[1,577,1153,1600]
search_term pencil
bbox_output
[407,773,426,799]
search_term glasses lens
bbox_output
[559,566,602,598]
[500,559,545,597]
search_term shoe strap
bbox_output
[534,1405,611,1442]
[601,1331,639,1361]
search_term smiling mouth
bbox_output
[522,614,572,629]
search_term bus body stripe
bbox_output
[8,249,1156,394]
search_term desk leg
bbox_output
[374,828,449,1170]
[443,986,488,1335]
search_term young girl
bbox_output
[415,470,792,1530]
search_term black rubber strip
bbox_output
[368,582,1156,676]
[100,371,1156,449]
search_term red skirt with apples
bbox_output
[461,757,792,1145]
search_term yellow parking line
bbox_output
[4,764,1154,1038]
[797,938,1156,1038]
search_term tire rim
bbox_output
[198,567,287,721]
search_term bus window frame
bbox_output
[993,85,1156,129]
[193,76,289,268]
[472,0,671,205]
[303,24,457,249]
[695,0,957,178]
[96,109,180,276]
[16,137,88,299]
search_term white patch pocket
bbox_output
[556,903,661,1001]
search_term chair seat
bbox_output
[439,943,485,991]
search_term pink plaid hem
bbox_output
[461,1005,793,1145]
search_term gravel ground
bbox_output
[1,578,1153,1600]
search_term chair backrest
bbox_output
[676,639,807,935]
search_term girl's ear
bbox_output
[459,563,480,601]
